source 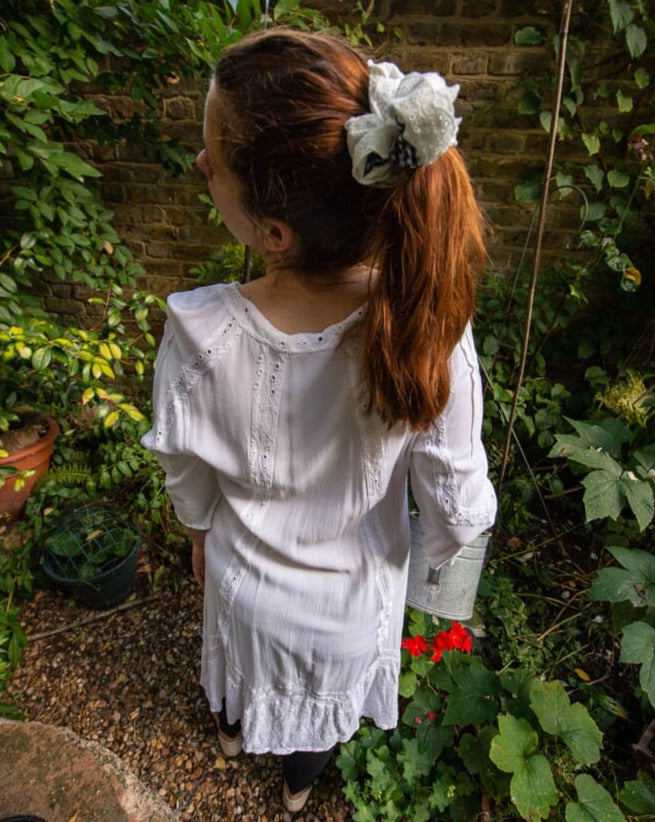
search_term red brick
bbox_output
[398,48,451,73]
[164,97,196,121]
[458,0,497,17]
[405,18,441,45]
[486,132,526,153]
[169,243,218,261]
[451,51,489,74]
[391,0,456,13]
[457,78,504,102]
[146,243,172,259]
[441,21,512,47]
[101,182,125,204]
[488,50,547,76]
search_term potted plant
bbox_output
[0,409,60,519]
[0,3,173,521]
[40,504,141,610]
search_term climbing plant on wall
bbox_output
[0,0,289,705]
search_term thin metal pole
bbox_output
[498,0,574,487]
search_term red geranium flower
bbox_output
[431,622,472,661]
[449,621,472,653]
[401,635,429,656]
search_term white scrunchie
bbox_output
[345,60,461,186]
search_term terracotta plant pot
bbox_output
[0,416,59,519]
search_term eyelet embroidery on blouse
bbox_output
[205,649,400,755]
[217,349,288,632]
[417,411,494,526]
[150,316,242,449]
[226,282,365,354]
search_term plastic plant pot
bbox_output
[41,504,141,610]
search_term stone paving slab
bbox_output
[0,719,178,822]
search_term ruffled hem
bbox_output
[200,651,400,755]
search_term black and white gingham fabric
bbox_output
[389,121,419,169]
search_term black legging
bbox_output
[218,701,335,793]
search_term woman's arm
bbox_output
[409,324,497,566]
[187,526,208,589]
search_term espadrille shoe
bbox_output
[211,712,243,757]
[282,781,312,813]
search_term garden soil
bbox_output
[5,545,352,822]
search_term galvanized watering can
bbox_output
[406,514,490,621]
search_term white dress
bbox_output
[142,281,496,755]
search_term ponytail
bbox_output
[212,31,484,431]
[363,148,485,431]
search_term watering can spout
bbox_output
[405,514,490,621]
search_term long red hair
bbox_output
[214,29,485,430]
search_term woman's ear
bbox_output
[259,218,296,255]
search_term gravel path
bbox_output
[6,560,354,821]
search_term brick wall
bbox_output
[89,79,232,298]
[13,1,643,309]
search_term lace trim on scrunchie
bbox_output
[345,60,461,186]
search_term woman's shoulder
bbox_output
[166,281,234,317]
[164,282,239,357]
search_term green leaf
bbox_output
[398,737,434,782]
[417,720,452,760]
[458,727,501,793]
[429,765,473,813]
[566,774,626,822]
[408,608,429,636]
[625,24,647,58]
[581,470,625,522]
[529,681,601,765]
[515,26,545,45]
[619,773,655,813]
[540,110,562,134]
[558,702,602,764]
[634,444,655,472]
[634,68,651,89]
[519,92,541,114]
[620,475,654,531]
[56,151,102,180]
[581,133,600,155]
[608,0,634,33]
[567,449,622,476]
[366,745,397,798]
[515,179,542,203]
[458,730,492,775]
[398,670,417,698]
[620,622,655,707]
[584,165,605,192]
[31,347,52,370]
[441,655,500,726]
[490,715,538,773]
[555,172,574,196]
[0,38,16,73]
[491,716,557,821]
[615,89,633,112]
[565,418,633,457]
[584,201,606,221]
[607,169,630,188]
[589,550,655,608]
[606,546,655,583]
[511,755,557,821]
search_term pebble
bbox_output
[5,570,352,820]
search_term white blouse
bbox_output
[142,281,496,754]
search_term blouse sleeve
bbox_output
[409,324,497,567]
[141,320,222,531]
